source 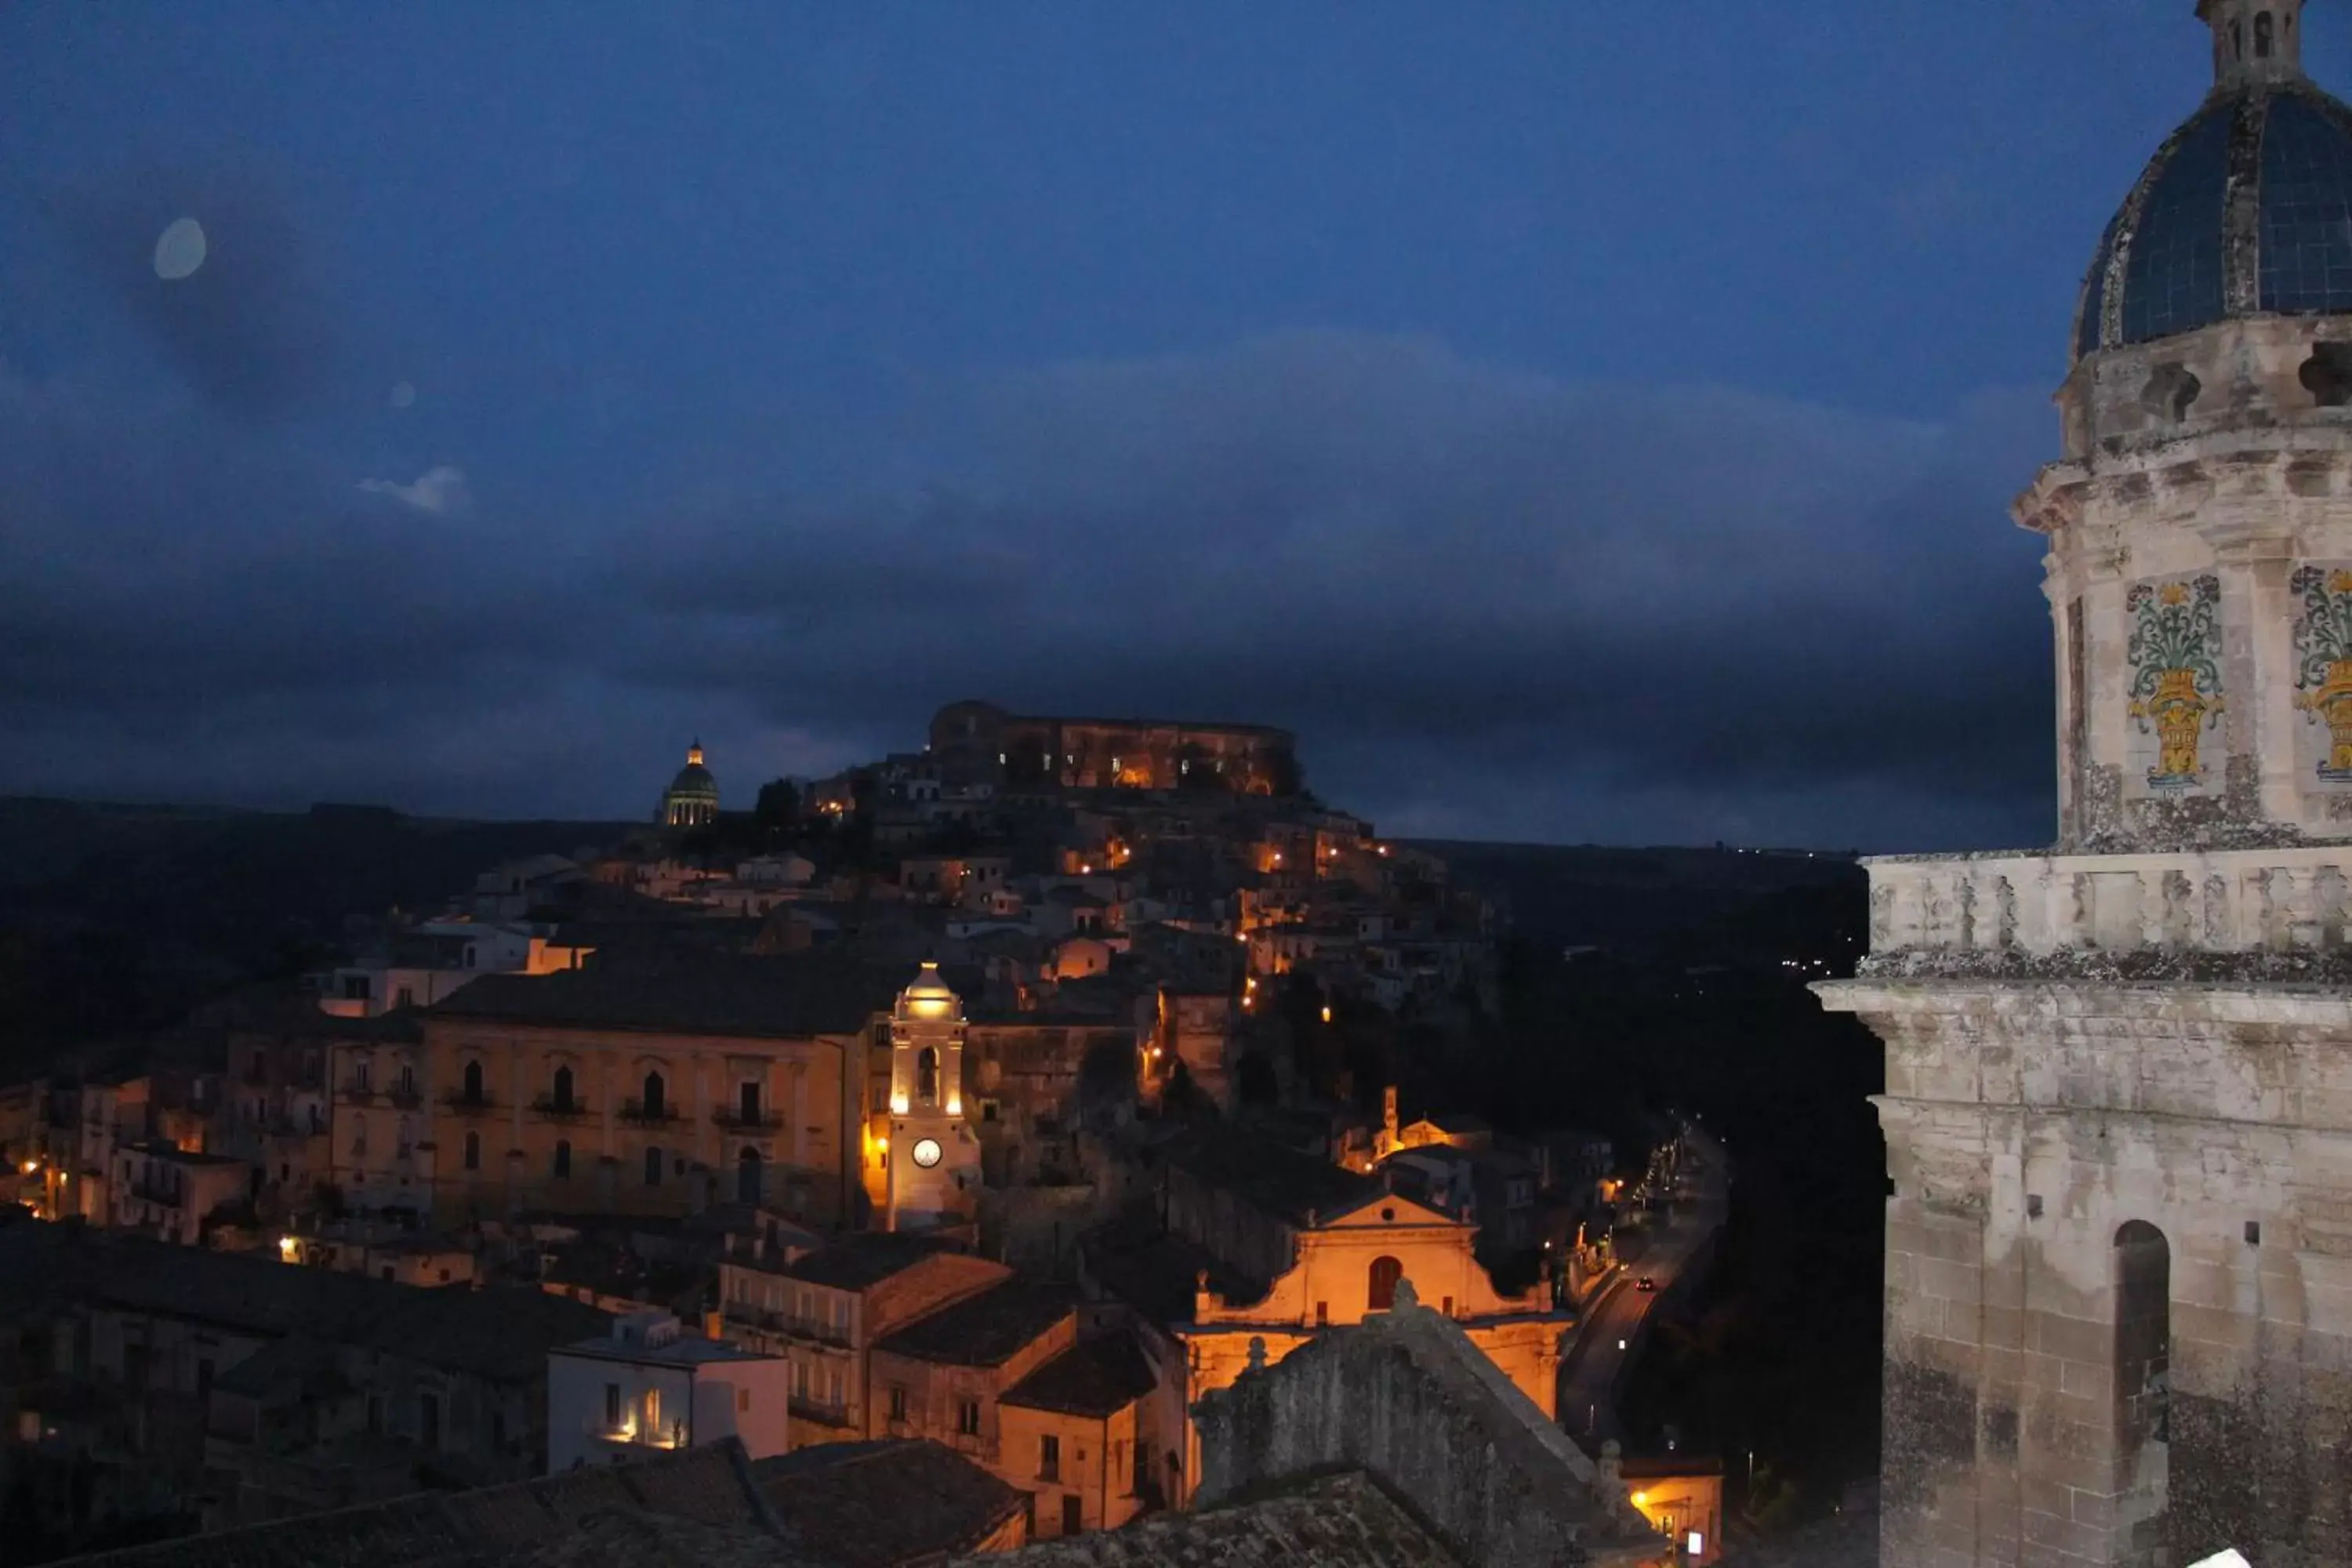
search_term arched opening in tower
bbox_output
[2114,1219,2172,1567]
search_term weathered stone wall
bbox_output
[1193,1290,1665,1568]
[1823,977,2352,1566]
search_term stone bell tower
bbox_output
[880,962,980,1232]
[1819,4,2352,1563]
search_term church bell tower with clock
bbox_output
[882,962,980,1232]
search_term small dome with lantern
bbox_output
[659,741,720,827]
[2075,0,2352,361]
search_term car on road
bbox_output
[1635,1276,1656,1292]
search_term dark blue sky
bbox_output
[5,2,2330,848]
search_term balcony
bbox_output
[529,1095,593,1122]
[789,1396,853,1428]
[1852,843,2352,982]
[619,1098,683,1126]
[712,1106,784,1132]
[439,1092,498,1116]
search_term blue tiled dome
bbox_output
[2077,82,2352,360]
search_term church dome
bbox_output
[897,961,963,1021]
[659,742,719,826]
[2076,2,2352,361]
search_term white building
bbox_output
[546,1311,791,1472]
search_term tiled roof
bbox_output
[752,1439,1027,1568]
[1078,1210,1263,1325]
[1162,1126,1383,1225]
[779,1232,958,1290]
[874,1279,1074,1367]
[0,1226,608,1383]
[430,954,909,1039]
[52,1442,791,1568]
[1000,1332,1158,1417]
[956,1472,1459,1566]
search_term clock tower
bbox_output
[881,962,980,1232]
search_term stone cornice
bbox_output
[2013,426,2352,535]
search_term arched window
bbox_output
[553,1139,572,1178]
[463,1061,483,1105]
[643,1072,666,1119]
[552,1065,574,1112]
[738,1146,763,1205]
[644,1145,663,1187]
[463,1131,480,1171]
[2115,1221,2172,1462]
[916,1047,938,1105]
[1367,1255,1404,1312]
[2257,10,2274,56]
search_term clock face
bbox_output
[912,1138,943,1169]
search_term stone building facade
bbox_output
[927,701,1300,795]
[420,960,899,1227]
[1818,5,2352,1563]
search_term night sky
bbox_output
[5,2,2329,850]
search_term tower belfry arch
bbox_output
[1820,3,2352,1563]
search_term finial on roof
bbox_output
[1246,1336,1268,1373]
[687,739,705,765]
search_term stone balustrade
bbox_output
[1863,843,2352,973]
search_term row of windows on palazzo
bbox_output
[437,1126,777,1200]
[448,1052,949,1116]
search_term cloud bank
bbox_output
[0,330,2057,849]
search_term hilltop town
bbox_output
[0,703,1751,1566]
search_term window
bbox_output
[1315,1301,1329,1326]
[956,1398,980,1436]
[463,1131,480,1171]
[397,1064,414,1096]
[350,1115,368,1158]
[395,985,415,1010]
[644,1146,662,1187]
[1368,1255,1403,1312]
[2258,9,2275,56]
[1063,1494,1083,1537]
[462,1061,483,1105]
[554,1139,572,1178]
[552,1065,574,1112]
[737,1146,762,1205]
[740,1081,761,1123]
[343,975,370,1002]
[827,1368,844,1406]
[643,1387,660,1432]
[916,1047,938,1105]
[354,1058,372,1091]
[795,1360,811,1399]
[1040,1433,1061,1482]
[888,1385,907,1422]
[642,1071,666,1118]
[737,1387,750,1414]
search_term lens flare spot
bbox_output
[153,217,207,281]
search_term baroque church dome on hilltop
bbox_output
[659,741,719,827]
[2076,0,2352,361]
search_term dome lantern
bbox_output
[2202,0,2306,89]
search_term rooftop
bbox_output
[753,1439,1028,1567]
[1000,1331,1158,1417]
[1163,1126,1385,1226]
[778,1232,961,1290]
[0,1225,609,1383]
[51,1439,798,1568]
[873,1278,1076,1367]
[430,953,910,1040]
[958,1472,1457,1566]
